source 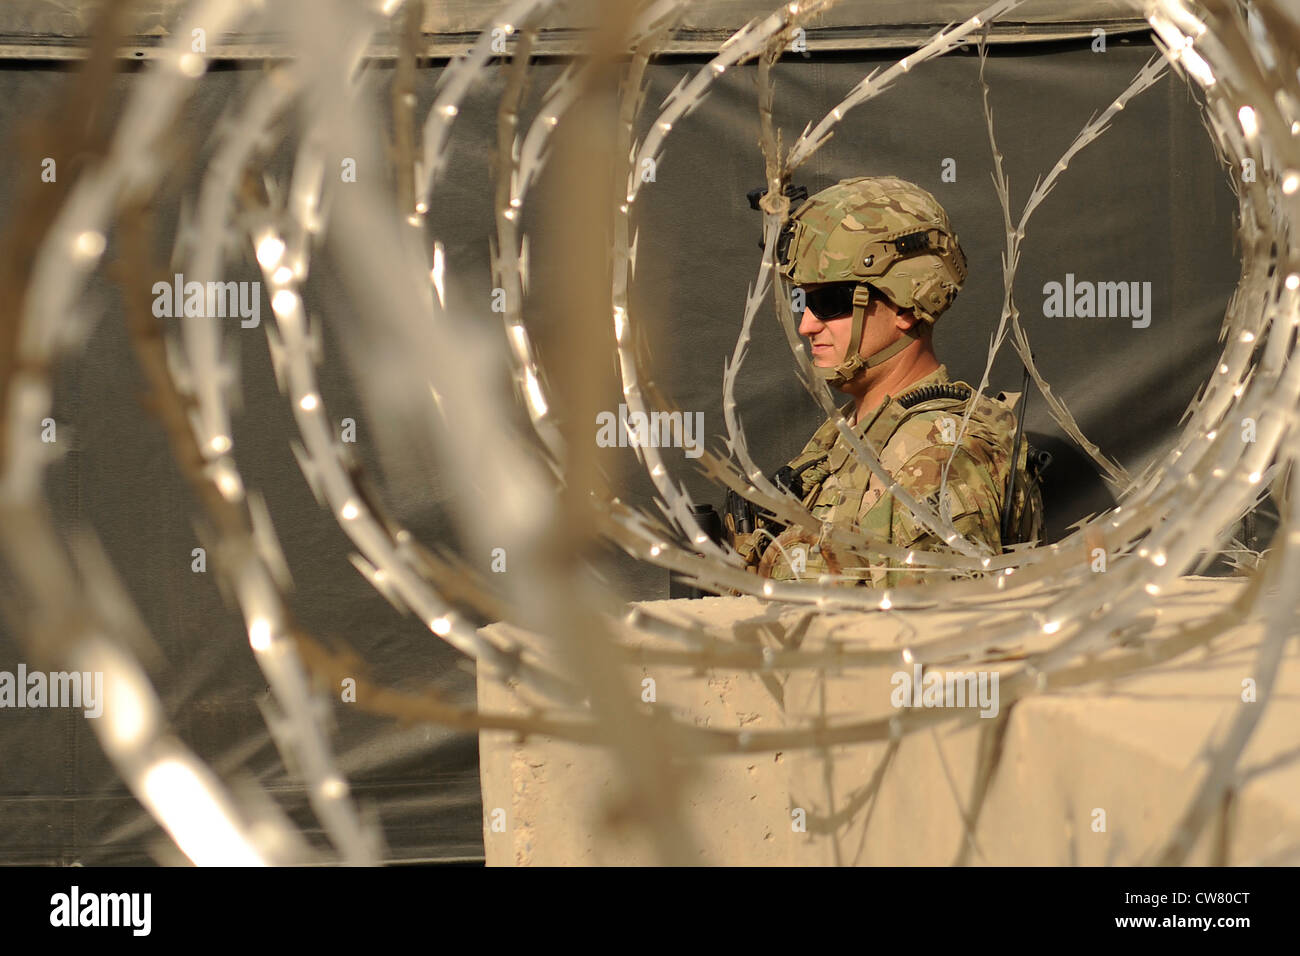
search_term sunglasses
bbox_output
[800,283,860,320]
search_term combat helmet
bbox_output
[775,176,968,388]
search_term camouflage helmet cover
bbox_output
[777,176,968,325]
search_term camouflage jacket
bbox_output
[734,365,1043,588]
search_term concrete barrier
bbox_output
[478,576,1300,865]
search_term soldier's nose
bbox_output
[797,308,821,336]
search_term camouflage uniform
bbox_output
[733,364,1043,588]
[726,175,1044,586]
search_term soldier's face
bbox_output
[798,285,907,371]
[798,284,855,366]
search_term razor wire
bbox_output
[0,0,1294,865]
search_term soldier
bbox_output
[727,175,1044,588]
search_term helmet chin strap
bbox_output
[816,284,924,389]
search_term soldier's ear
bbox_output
[895,308,921,332]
